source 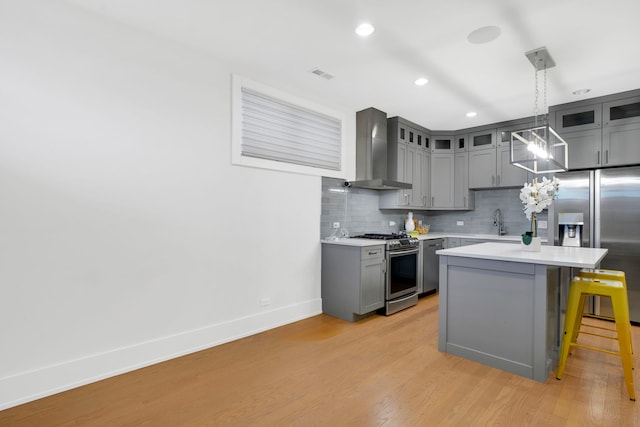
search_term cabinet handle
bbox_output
[597,151,600,164]
[497,175,501,186]
[464,196,467,207]
[605,150,609,164]
[423,195,426,206]
[492,175,495,186]
[432,196,435,206]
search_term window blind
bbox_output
[240,87,342,171]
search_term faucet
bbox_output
[493,209,507,236]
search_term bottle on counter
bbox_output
[405,212,415,232]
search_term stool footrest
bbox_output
[571,342,621,357]
[579,330,618,341]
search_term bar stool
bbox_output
[574,269,633,352]
[556,276,635,401]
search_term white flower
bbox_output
[519,176,559,220]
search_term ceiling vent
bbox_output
[311,68,335,80]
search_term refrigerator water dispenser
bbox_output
[558,213,584,247]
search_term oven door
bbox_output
[387,247,419,300]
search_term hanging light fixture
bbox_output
[510,47,568,174]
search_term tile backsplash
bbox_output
[321,177,547,239]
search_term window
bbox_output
[232,75,346,177]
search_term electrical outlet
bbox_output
[260,297,271,307]
[457,221,464,226]
[538,220,548,229]
[332,222,340,229]
[389,220,396,227]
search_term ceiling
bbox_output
[64,0,640,130]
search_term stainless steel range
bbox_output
[352,233,419,315]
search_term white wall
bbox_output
[0,1,353,409]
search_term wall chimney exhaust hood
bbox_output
[346,107,412,190]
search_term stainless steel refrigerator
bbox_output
[551,165,640,324]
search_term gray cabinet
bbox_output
[497,143,529,187]
[321,244,385,322]
[555,104,602,133]
[469,129,496,151]
[454,134,468,153]
[602,96,640,166]
[421,149,432,208]
[469,123,532,189]
[430,153,454,208]
[469,147,496,188]
[552,94,640,169]
[603,122,640,167]
[454,151,472,208]
[447,237,461,248]
[381,117,431,209]
[468,127,498,188]
[562,128,602,169]
[360,248,386,313]
[604,95,640,126]
[554,103,603,169]
[432,134,454,153]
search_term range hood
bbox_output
[347,107,412,190]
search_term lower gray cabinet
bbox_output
[321,244,385,322]
[447,237,461,248]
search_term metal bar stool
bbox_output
[576,269,633,352]
[556,276,635,401]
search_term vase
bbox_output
[405,212,415,232]
[521,236,541,252]
[531,212,537,237]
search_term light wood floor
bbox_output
[2,295,639,426]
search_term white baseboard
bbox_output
[0,298,322,411]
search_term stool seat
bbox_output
[557,276,635,401]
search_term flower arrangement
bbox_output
[519,176,559,236]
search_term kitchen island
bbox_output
[436,242,608,382]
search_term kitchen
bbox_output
[3,0,640,424]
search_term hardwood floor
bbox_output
[2,295,639,426]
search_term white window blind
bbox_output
[240,87,342,171]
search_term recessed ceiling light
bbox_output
[466,111,478,118]
[467,26,501,44]
[355,23,375,37]
[572,88,591,95]
[414,77,429,86]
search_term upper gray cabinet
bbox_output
[431,134,454,153]
[552,92,640,169]
[603,96,640,127]
[454,134,468,153]
[469,129,496,151]
[430,152,454,208]
[553,104,603,169]
[555,104,602,133]
[602,96,640,167]
[497,123,531,187]
[380,117,431,209]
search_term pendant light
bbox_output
[510,47,568,174]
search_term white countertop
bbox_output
[436,242,608,268]
[321,232,543,247]
[321,237,386,247]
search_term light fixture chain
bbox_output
[544,66,548,125]
[533,56,539,126]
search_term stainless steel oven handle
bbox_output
[388,248,419,256]
[392,292,418,303]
